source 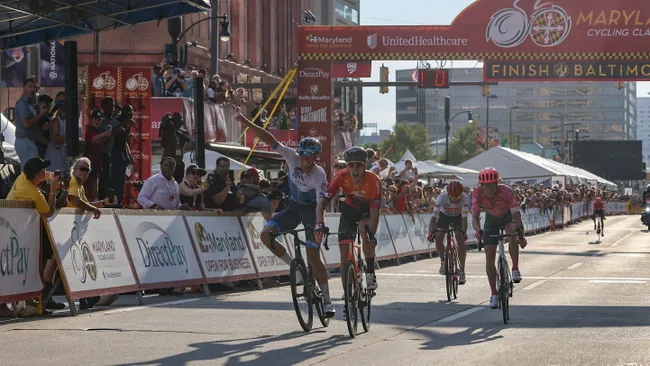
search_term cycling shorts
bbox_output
[435,213,462,231]
[482,213,514,246]
[338,201,370,243]
[265,200,318,249]
[593,209,605,219]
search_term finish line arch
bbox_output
[296,0,650,175]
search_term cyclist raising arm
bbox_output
[236,113,334,318]
[472,167,526,309]
[315,147,382,295]
[428,181,469,284]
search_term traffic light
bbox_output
[444,96,450,123]
[379,64,389,94]
[481,85,491,96]
[164,43,178,67]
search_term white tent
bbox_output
[423,161,480,187]
[393,150,462,179]
[459,147,617,189]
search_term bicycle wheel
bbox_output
[359,260,372,333]
[314,273,330,328]
[344,262,359,338]
[499,257,509,324]
[445,249,453,302]
[452,246,459,299]
[290,259,313,332]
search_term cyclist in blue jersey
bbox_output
[237,114,334,317]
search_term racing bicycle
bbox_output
[436,225,462,302]
[270,227,330,333]
[486,227,521,324]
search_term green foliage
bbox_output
[379,122,432,162]
[446,121,480,165]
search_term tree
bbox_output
[445,121,480,165]
[379,122,432,162]
[362,142,380,150]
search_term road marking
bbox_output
[611,230,635,247]
[589,280,646,284]
[523,280,546,290]
[567,263,583,270]
[377,273,650,282]
[102,298,204,315]
[433,307,485,324]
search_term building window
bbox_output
[335,1,359,23]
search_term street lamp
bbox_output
[509,106,520,148]
[485,94,498,150]
[444,110,474,165]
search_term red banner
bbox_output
[298,0,650,59]
[119,67,153,208]
[151,97,184,140]
[245,129,299,152]
[331,61,372,78]
[297,60,332,178]
[83,66,119,137]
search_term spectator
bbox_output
[34,94,53,158]
[83,109,110,201]
[166,67,188,97]
[400,159,418,179]
[111,105,135,206]
[238,168,274,221]
[6,157,62,315]
[137,157,190,210]
[179,164,212,211]
[14,78,47,169]
[99,97,119,200]
[207,80,218,103]
[203,157,242,211]
[44,100,67,173]
[152,64,166,97]
[160,112,188,183]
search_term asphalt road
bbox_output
[2,215,650,366]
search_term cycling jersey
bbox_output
[274,143,327,205]
[433,191,470,218]
[324,169,382,209]
[471,184,520,218]
[593,198,605,211]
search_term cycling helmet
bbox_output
[447,181,463,199]
[344,146,368,163]
[478,167,500,184]
[297,138,322,157]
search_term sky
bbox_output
[359,0,650,133]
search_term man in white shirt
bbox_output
[137,157,190,210]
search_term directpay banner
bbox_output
[117,214,204,288]
[185,215,257,282]
[0,207,43,302]
[46,210,138,298]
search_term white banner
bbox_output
[375,216,397,260]
[47,210,138,297]
[0,206,43,302]
[117,214,204,288]
[384,214,413,256]
[321,215,343,268]
[185,215,257,282]
[241,214,291,277]
[404,214,432,254]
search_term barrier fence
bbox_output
[0,201,627,315]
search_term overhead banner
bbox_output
[298,0,650,61]
[331,61,372,78]
[184,215,258,282]
[46,210,139,299]
[297,60,333,177]
[484,60,650,81]
[0,203,43,303]
[115,213,205,289]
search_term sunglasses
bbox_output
[298,150,317,157]
[346,162,365,168]
[78,166,91,173]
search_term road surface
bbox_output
[2,215,649,365]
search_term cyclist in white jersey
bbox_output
[427,181,470,284]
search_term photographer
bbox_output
[152,64,166,97]
[159,112,189,183]
[44,100,67,172]
[165,67,188,97]
[35,94,53,159]
[203,157,242,211]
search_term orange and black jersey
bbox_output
[324,169,382,209]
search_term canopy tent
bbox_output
[423,161,480,187]
[459,147,617,189]
[392,150,462,179]
[0,0,210,50]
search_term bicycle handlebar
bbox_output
[269,225,330,251]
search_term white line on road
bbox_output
[588,280,647,284]
[432,306,485,324]
[567,263,583,270]
[377,273,650,282]
[523,280,546,290]
[611,229,635,247]
[102,298,204,315]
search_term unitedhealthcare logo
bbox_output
[367,33,378,49]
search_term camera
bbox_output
[303,10,316,24]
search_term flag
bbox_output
[411,69,419,82]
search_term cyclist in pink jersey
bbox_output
[472,167,526,309]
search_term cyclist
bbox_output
[315,147,382,297]
[471,167,526,309]
[236,114,334,318]
[643,184,650,205]
[592,195,605,236]
[427,181,469,284]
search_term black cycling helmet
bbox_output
[297,137,322,157]
[344,146,368,163]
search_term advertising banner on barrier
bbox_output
[405,214,432,254]
[0,204,44,303]
[384,214,414,256]
[46,210,139,299]
[241,214,291,277]
[115,213,205,289]
[184,214,258,282]
[375,216,398,260]
[321,215,343,269]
